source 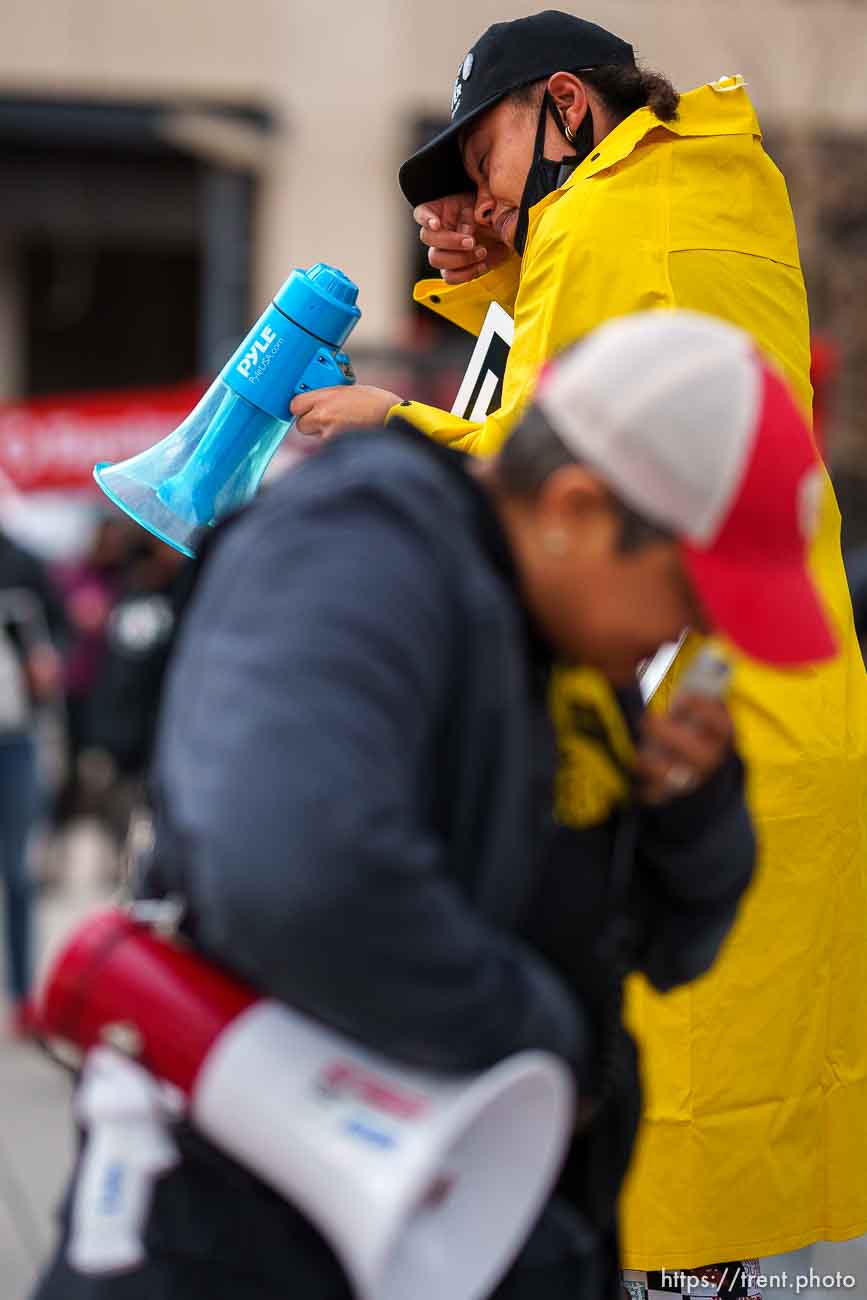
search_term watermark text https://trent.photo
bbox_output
[659,1265,858,1294]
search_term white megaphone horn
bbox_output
[36,910,575,1300]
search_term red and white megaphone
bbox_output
[37,909,574,1300]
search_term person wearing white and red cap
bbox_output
[286,10,867,1295]
[34,312,834,1300]
[527,314,834,673]
[496,313,837,1300]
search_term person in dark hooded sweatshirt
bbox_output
[33,312,836,1300]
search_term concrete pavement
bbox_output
[2,823,867,1300]
[0,1028,75,1299]
[1,821,115,1300]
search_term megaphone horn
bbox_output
[37,910,575,1300]
[94,263,361,557]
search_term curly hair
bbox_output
[511,63,680,125]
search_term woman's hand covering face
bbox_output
[414,193,510,284]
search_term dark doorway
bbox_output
[23,241,200,395]
[0,96,270,399]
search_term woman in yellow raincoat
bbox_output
[290,9,867,1292]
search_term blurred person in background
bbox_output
[53,516,132,829]
[84,533,194,848]
[34,310,835,1300]
[289,11,867,1298]
[0,525,65,1036]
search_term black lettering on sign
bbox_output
[462,333,510,420]
[451,302,515,422]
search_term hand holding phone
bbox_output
[637,643,734,804]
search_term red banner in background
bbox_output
[0,381,206,493]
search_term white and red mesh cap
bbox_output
[535,310,837,667]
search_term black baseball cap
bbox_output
[399,11,635,206]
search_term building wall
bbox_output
[2,0,865,346]
[1,0,867,472]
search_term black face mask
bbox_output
[512,90,596,256]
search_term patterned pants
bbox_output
[623,1260,764,1298]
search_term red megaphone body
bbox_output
[38,909,256,1091]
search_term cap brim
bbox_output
[681,543,838,667]
[399,90,509,206]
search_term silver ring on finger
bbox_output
[665,763,697,794]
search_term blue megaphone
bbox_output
[94,263,361,557]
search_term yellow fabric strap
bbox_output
[548,666,637,828]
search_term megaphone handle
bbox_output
[68,1048,180,1275]
[293,348,354,395]
[182,347,352,516]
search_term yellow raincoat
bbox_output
[393,80,867,1267]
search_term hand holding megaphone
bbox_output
[37,909,574,1300]
[290,383,402,441]
[93,263,362,557]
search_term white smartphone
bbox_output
[671,643,731,703]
